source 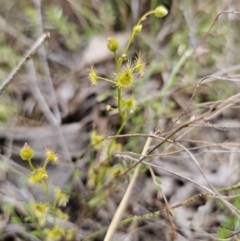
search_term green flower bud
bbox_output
[155,6,168,18]
[29,168,48,184]
[121,96,136,111]
[121,54,127,61]
[133,24,142,34]
[20,142,34,160]
[107,37,119,52]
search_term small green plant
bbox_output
[217,195,240,239]
[45,5,81,51]
[87,5,168,207]
[17,143,75,241]
[89,5,168,153]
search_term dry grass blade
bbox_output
[103,136,152,241]
[0,33,50,95]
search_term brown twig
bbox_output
[83,182,240,240]
[103,136,152,241]
[33,0,61,122]
[0,33,50,95]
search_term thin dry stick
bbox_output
[176,143,240,218]
[26,60,58,126]
[205,92,240,121]
[103,136,152,241]
[101,106,237,192]
[164,74,215,134]
[33,0,61,122]
[26,60,72,162]
[124,152,240,220]
[99,115,210,192]
[0,33,50,95]
[106,132,219,153]
[194,11,240,51]
[121,80,240,177]
[148,167,176,238]
[134,152,213,193]
[120,110,212,177]
[83,181,240,241]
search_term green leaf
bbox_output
[217,227,229,239]
[24,216,34,222]
[155,185,162,191]
[31,229,44,238]
[155,176,162,185]
[11,216,21,224]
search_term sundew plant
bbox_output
[89,6,168,155]
[19,143,75,241]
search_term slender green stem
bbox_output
[117,88,122,117]
[124,32,135,55]
[124,11,154,55]
[107,8,151,160]
[117,58,123,73]
[116,114,126,136]
[106,49,125,162]
[107,111,126,158]
[44,181,50,203]
[161,48,193,96]
[107,121,124,157]
[137,11,154,26]
[43,158,48,170]
[114,52,118,66]
[27,159,36,171]
[52,195,58,224]
[98,77,115,84]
